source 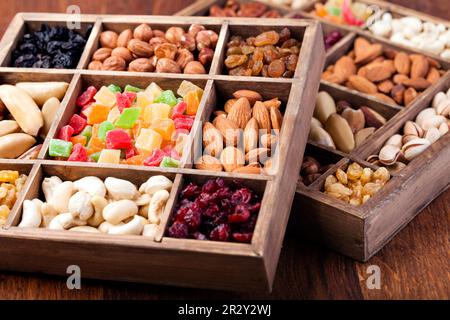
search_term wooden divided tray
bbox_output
[179,1,450,261]
[0,13,324,291]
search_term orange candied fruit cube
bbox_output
[315,3,328,17]
[85,104,111,125]
[87,136,105,155]
[125,154,146,166]
[151,118,175,141]
[184,90,202,116]
[70,135,87,147]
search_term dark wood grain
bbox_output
[0,0,448,300]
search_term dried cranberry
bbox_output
[215,178,227,188]
[247,202,261,213]
[231,188,253,205]
[168,221,189,238]
[174,206,190,222]
[214,187,232,199]
[195,192,217,208]
[209,224,231,241]
[183,208,202,232]
[203,203,220,218]
[239,213,258,232]
[228,205,251,223]
[202,179,220,194]
[181,182,201,200]
[232,232,253,243]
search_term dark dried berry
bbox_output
[183,208,202,232]
[228,205,251,223]
[201,179,219,194]
[168,221,189,238]
[232,232,253,243]
[192,232,207,240]
[231,188,253,205]
[181,182,201,200]
[209,224,231,241]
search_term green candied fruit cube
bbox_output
[49,139,73,157]
[98,121,115,141]
[115,107,141,129]
[89,151,101,162]
[160,156,180,168]
[80,125,92,143]
[155,90,178,107]
[107,84,122,94]
[124,84,143,93]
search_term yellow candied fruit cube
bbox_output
[94,86,116,108]
[135,128,163,154]
[98,149,121,164]
[145,82,163,101]
[136,92,154,108]
[142,103,171,127]
[0,204,10,225]
[0,170,19,183]
[107,106,121,124]
[151,118,175,141]
[177,80,203,98]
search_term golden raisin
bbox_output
[268,59,285,78]
[225,54,248,68]
[254,31,280,47]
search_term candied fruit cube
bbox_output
[70,135,87,146]
[94,86,116,107]
[107,106,121,124]
[98,149,121,164]
[85,104,111,125]
[0,170,19,183]
[160,156,180,168]
[49,139,73,157]
[126,154,146,166]
[143,149,166,167]
[174,115,194,131]
[135,128,162,154]
[177,80,203,98]
[124,84,142,93]
[171,101,187,119]
[142,103,171,126]
[184,90,202,116]
[87,135,105,155]
[76,86,97,107]
[68,143,88,162]
[106,129,132,150]
[68,114,87,134]
[98,121,115,141]
[145,82,163,100]
[89,151,101,162]
[57,125,74,141]
[155,90,177,107]
[115,107,140,129]
[151,118,175,141]
[136,92,153,108]
[108,84,122,94]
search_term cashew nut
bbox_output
[68,191,93,220]
[87,195,107,227]
[42,176,62,203]
[102,200,138,224]
[49,181,74,213]
[143,175,173,195]
[142,224,158,238]
[98,221,124,233]
[18,199,42,228]
[105,177,139,200]
[108,215,148,235]
[48,212,87,230]
[135,193,151,206]
[73,176,106,197]
[40,203,58,228]
[69,226,100,233]
[147,189,170,224]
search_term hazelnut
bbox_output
[188,24,206,38]
[206,30,219,48]
[111,47,133,63]
[196,30,212,51]
[100,31,118,49]
[179,33,196,52]
[88,60,103,70]
[153,29,165,38]
[165,27,185,45]
[127,39,154,57]
[198,47,214,66]
[156,58,181,73]
[117,29,133,47]
[92,48,112,62]
[184,61,206,74]
[154,43,177,60]
[133,23,153,42]
[128,58,154,72]
[102,56,126,71]
[175,49,194,69]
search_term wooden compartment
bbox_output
[0,13,325,291]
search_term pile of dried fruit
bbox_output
[0,170,28,225]
[49,81,202,167]
[324,162,390,206]
[0,81,68,159]
[168,178,261,243]
[369,13,450,60]
[89,23,218,74]
[368,89,450,172]
[196,89,283,174]
[310,91,387,153]
[11,24,90,69]
[209,0,281,18]
[322,37,445,106]
[224,28,300,77]
[312,0,376,27]
[261,0,310,9]
[18,175,173,238]
[299,156,334,185]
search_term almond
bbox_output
[220,146,245,172]
[348,75,378,94]
[426,67,441,84]
[364,61,394,82]
[253,101,271,132]
[213,115,240,146]
[195,155,223,171]
[403,77,431,90]
[260,133,278,149]
[393,74,409,85]
[354,37,371,59]
[233,90,262,105]
[394,52,410,75]
[263,98,281,109]
[410,55,429,79]
[202,122,223,157]
[227,97,252,129]
[243,118,258,153]
[404,87,418,106]
[333,56,356,84]
[377,79,394,94]
[245,147,270,164]
[371,93,397,105]
[233,165,262,174]
[270,107,283,130]
[354,39,383,64]
[224,99,237,113]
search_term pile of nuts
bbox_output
[310,91,387,153]
[89,23,219,74]
[18,175,173,239]
[369,89,450,172]
[0,170,28,225]
[369,13,450,60]
[195,89,283,174]
[168,178,261,243]
[209,0,281,18]
[299,156,334,185]
[324,162,390,206]
[322,37,445,106]
[0,81,69,159]
[224,28,300,77]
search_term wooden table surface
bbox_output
[0,0,448,300]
